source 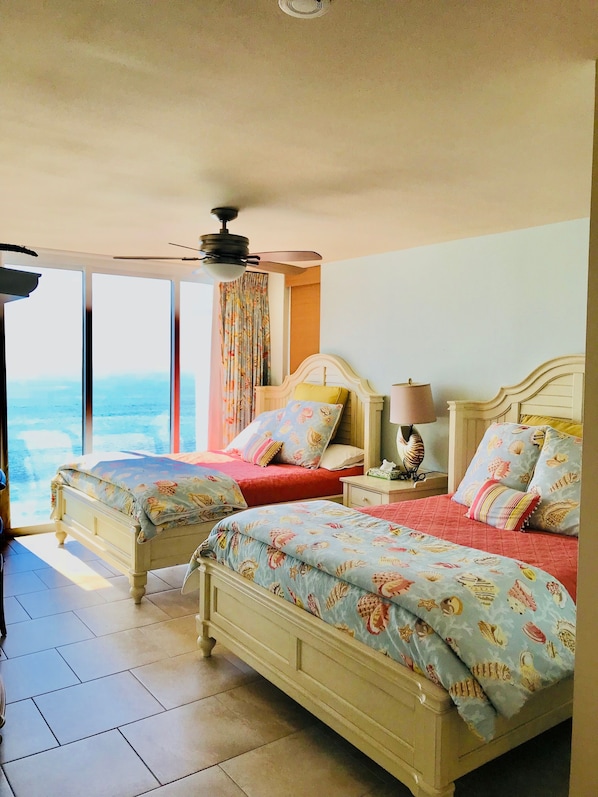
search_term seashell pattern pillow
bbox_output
[452,422,545,507]
[275,400,343,468]
[527,427,582,536]
[255,408,285,437]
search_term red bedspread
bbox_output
[360,494,578,601]
[168,450,361,507]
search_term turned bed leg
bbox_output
[196,616,216,657]
[55,527,67,546]
[198,634,216,658]
[128,571,147,604]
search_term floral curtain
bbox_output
[219,271,271,445]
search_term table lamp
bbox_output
[390,380,436,480]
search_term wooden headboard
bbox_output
[447,354,585,492]
[255,353,384,473]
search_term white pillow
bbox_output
[319,444,364,470]
[223,419,261,454]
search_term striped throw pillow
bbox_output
[241,434,283,467]
[466,479,541,531]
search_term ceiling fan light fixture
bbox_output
[201,259,246,282]
[278,0,331,18]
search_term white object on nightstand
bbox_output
[340,472,448,508]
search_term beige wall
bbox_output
[569,62,598,797]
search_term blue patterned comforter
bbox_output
[51,451,247,541]
[186,500,575,740]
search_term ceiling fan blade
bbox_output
[250,250,321,263]
[168,242,199,252]
[251,261,306,276]
[113,256,202,261]
[0,242,38,257]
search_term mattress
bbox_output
[168,450,362,506]
[51,448,360,543]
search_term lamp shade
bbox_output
[390,381,436,426]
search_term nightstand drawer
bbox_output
[341,473,448,508]
[347,485,383,508]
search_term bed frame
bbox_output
[196,354,584,797]
[52,353,383,603]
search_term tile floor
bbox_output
[0,532,572,797]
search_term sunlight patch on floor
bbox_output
[11,534,115,592]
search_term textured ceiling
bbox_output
[1,1,597,266]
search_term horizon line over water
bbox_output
[6,371,204,527]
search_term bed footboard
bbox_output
[53,483,214,602]
[197,559,573,797]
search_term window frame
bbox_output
[0,248,212,532]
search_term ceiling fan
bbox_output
[114,207,322,281]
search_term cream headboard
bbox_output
[255,353,384,473]
[447,354,585,492]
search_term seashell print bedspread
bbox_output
[50,451,247,542]
[187,500,576,741]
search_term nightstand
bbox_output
[340,472,448,509]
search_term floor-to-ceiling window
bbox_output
[5,266,84,527]
[92,273,172,454]
[3,256,213,530]
[180,281,213,451]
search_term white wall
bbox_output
[321,219,589,472]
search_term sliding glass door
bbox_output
[3,262,213,529]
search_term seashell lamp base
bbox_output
[397,426,426,480]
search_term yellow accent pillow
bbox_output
[520,414,583,438]
[293,383,349,406]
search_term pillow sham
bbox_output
[319,444,364,471]
[293,382,349,407]
[240,434,283,467]
[452,422,544,507]
[276,400,343,468]
[527,426,582,536]
[293,383,348,441]
[255,408,284,437]
[520,414,583,439]
[466,479,541,531]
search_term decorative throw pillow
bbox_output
[452,422,545,507]
[527,427,582,536]
[275,400,343,468]
[240,434,283,467]
[319,444,364,470]
[466,479,541,531]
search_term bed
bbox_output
[189,354,583,797]
[51,353,383,602]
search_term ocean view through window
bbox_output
[4,264,213,528]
